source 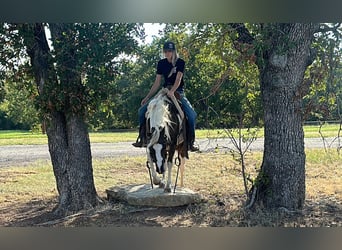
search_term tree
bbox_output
[233,23,319,210]
[110,39,162,129]
[0,75,40,130]
[302,25,342,122]
[162,23,262,128]
[0,23,143,214]
[257,24,319,209]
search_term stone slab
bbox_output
[106,184,204,207]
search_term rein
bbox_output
[168,92,184,120]
[146,160,154,189]
[173,151,181,193]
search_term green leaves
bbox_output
[0,73,39,129]
[303,24,342,121]
[46,23,143,116]
[1,23,341,131]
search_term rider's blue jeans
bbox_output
[138,91,197,141]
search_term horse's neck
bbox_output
[148,96,170,131]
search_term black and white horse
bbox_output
[146,88,189,193]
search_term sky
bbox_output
[143,23,165,44]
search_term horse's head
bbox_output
[146,91,172,174]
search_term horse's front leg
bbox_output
[158,161,167,189]
[164,161,173,193]
[147,151,160,186]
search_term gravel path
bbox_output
[0,137,340,168]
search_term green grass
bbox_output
[0,123,341,146]
[0,130,137,146]
[304,123,341,138]
[197,123,341,139]
[0,161,57,204]
[0,130,48,145]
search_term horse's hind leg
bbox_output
[164,161,173,193]
[180,157,186,187]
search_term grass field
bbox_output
[0,123,341,146]
[0,130,137,145]
[0,148,341,226]
[0,125,341,226]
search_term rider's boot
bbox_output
[189,142,199,152]
[189,133,199,152]
[132,124,147,147]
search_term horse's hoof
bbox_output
[159,182,165,188]
[164,187,171,193]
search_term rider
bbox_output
[133,41,199,152]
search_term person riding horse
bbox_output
[133,41,199,152]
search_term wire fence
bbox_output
[303,120,341,126]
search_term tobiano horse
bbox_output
[145,88,189,193]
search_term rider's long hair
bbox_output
[167,49,179,78]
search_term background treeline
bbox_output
[0,23,341,131]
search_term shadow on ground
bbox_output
[1,194,341,227]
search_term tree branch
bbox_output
[228,23,263,69]
[316,23,341,34]
[229,23,255,45]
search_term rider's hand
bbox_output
[167,90,175,99]
[141,97,149,106]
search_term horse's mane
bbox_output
[146,89,172,145]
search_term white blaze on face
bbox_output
[153,143,163,171]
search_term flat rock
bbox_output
[106,184,204,207]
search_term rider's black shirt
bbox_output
[156,58,185,92]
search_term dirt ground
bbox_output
[1,192,341,227]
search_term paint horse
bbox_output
[145,88,189,193]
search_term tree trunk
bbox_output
[21,23,98,215]
[47,111,98,213]
[255,24,318,210]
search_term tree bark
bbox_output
[47,112,98,213]
[21,23,98,215]
[255,23,318,210]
